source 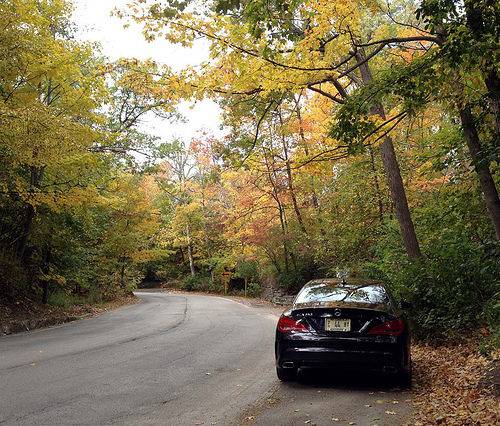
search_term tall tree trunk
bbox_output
[356,51,422,258]
[294,95,321,210]
[119,260,126,289]
[263,145,290,273]
[16,203,35,259]
[275,201,290,273]
[464,2,500,135]
[41,281,49,304]
[459,106,500,239]
[264,246,282,274]
[368,146,384,222]
[379,134,422,258]
[484,70,500,136]
[285,158,307,234]
[41,243,52,304]
[278,110,308,234]
[282,205,298,271]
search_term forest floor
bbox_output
[411,338,498,425]
[0,293,139,335]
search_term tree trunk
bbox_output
[282,206,298,271]
[41,243,52,304]
[187,243,195,277]
[484,70,500,136]
[264,246,282,274]
[119,261,126,289]
[368,146,384,222]
[379,134,422,258]
[278,114,307,235]
[464,2,500,135]
[356,51,422,258]
[41,282,49,304]
[16,203,36,259]
[263,145,290,273]
[459,106,500,239]
[294,96,321,210]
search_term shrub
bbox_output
[48,292,85,308]
[0,253,28,303]
[181,274,212,292]
[278,263,317,293]
[372,233,500,340]
[246,282,261,297]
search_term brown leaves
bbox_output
[411,340,499,425]
[1,295,138,335]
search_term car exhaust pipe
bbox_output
[282,361,295,369]
[383,366,398,374]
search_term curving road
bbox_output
[0,291,411,425]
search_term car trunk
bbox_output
[290,306,399,342]
[285,307,401,367]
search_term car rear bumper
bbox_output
[276,335,410,373]
[279,346,403,372]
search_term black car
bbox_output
[275,278,411,385]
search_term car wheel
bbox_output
[276,366,297,382]
[398,369,412,388]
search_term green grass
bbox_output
[47,292,88,308]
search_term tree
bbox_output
[0,0,179,302]
[122,0,434,257]
[416,0,500,238]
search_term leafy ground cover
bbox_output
[411,339,499,425]
[0,294,138,335]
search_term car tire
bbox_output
[276,366,297,382]
[398,369,412,388]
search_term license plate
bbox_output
[325,318,351,332]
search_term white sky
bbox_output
[72,0,223,143]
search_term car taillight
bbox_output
[277,315,309,333]
[368,319,405,336]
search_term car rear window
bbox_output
[295,282,389,305]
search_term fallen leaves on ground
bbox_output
[0,294,139,334]
[411,340,499,425]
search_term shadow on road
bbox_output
[292,368,410,392]
[239,369,412,425]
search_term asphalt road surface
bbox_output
[0,291,411,425]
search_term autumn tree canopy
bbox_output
[0,0,498,339]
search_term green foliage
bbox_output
[246,282,261,297]
[181,274,223,292]
[234,259,260,282]
[481,294,500,355]
[2,0,497,349]
[214,0,305,42]
[47,292,86,308]
[417,0,499,69]
[277,257,318,293]
[0,253,29,302]
[330,54,440,149]
[0,0,169,305]
[371,226,499,340]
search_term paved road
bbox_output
[0,292,411,425]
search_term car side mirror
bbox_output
[399,300,412,310]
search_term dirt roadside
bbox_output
[0,294,139,335]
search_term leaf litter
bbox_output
[410,340,499,425]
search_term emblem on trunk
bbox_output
[334,308,342,317]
